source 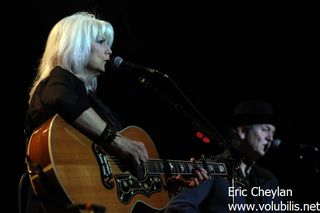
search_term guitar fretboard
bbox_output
[145,159,227,176]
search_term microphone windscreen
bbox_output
[110,56,124,71]
[272,139,282,148]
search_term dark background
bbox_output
[10,0,319,211]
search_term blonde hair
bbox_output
[28,12,114,103]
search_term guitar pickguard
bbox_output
[114,174,163,204]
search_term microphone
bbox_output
[110,56,168,77]
[271,139,282,149]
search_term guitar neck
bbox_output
[144,159,227,176]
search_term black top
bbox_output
[25,66,122,138]
[24,66,123,213]
[166,166,281,213]
[165,150,282,213]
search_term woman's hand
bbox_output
[107,135,149,165]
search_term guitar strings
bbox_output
[105,156,225,174]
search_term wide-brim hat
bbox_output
[232,100,278,126]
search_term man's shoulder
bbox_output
[252,164,279,183]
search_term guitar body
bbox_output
[27,114,169,213]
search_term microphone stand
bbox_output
[138,73,238,209]
[137,73,227,148]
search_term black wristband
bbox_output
[97,125,117,145]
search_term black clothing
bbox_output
[25,66,122,137]
[165,151,282,213]
[24,66,122,213]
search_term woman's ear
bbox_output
[236,126,246,140]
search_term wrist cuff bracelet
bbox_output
[97,126,117,145]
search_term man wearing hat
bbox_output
[165,100,283,213]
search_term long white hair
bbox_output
[28,12,114,103]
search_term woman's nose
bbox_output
[105,45,112,55]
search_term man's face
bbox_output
[240,124,275,160]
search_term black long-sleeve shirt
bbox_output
[24,66,123,213]
[25,66,122,137]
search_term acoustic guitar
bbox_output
[27,114,227,213]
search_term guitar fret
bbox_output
[172,162,178,174]
[147,160,161,174]
[169,161,175,174]
[179,162,186,173]
[207,163,226,174]
[182,162,192,174]
[169,162,175,173]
